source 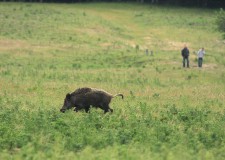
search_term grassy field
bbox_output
[0,2,225,159]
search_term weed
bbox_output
[152,93,160,98]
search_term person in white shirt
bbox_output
[197,48,205,67]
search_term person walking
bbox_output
[181,45,190,68]
[197,48,205,67]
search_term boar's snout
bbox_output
[60,108,66,113]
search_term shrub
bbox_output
[216,8,225,38]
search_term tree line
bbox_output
[1,0,225,8]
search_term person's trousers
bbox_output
[183,57,189,68]
[198,58,203,67]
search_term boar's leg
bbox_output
[74,107,79,112]
[109,107,113,113]
[98,103,113,114]
[74,105,90,113]
[106,106,113,113]
[98,103,108,113]
[103,104,113,114]
[104,109,109,114]
[84,106,90,113]
[74,105,83,112]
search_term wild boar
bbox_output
[60,88,123,113]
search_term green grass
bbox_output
[0,2,225,160]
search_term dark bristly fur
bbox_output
[70,87,93,96]
[60,87,123,113]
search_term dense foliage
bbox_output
[1,0,225,8]
[216,9,225,38]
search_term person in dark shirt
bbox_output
[181,45,190,68]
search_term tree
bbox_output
[216,9,225,39]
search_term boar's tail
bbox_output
[113,93,124,99]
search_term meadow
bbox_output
[0,2,224,159]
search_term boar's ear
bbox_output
[66,93,71,100]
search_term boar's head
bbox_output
[60,93,73,113]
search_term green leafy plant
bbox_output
[216,8,225,39]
